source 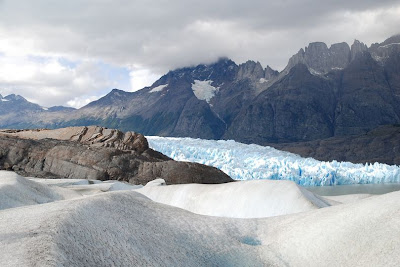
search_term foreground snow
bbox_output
[147,136,400,185]
[137,179,331,218]
[0,172,399,266]
[0,172,80,210]
[29,177,142,195]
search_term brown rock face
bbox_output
[0,126,149,153]
[0,127,233,185]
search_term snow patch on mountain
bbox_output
[147,136,400,186]
[309,68,322,76]
[379,43,400,48]
[191,80,219,103]
[149,84,168,93]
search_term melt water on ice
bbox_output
[147,137,400,186]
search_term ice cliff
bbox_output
[147,137,400,186]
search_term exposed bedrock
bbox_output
[272,125,400,165]
[0,126,149,153]
[0,126,233,184]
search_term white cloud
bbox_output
[129,67,161,92]
[67,95,103,109]
[0,55,115,107]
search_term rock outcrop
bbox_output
[236,60,278,82]
[287,42,351,74]
[350,40,368,60]
[0,126,149,153]
[0,127,233,185]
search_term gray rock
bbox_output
[286,41,351,74]
[350,39,368,60]
[236,60,265,81]
[272,125,400,165]
[0,127,233,185]
[225,64,336,143]
[369,34,400,63]
[0,126,149,153]
[264,65,279,80]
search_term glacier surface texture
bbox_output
[147,137,400,186]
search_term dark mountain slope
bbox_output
[225,64,337,144]
[334,52,400,136]
[272,124,400,165]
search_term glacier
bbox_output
[147,136,400,186]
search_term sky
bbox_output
[0,0,399,108]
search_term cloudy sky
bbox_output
[0,0,399,108]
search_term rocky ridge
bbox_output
[1,126,149,153]
[0,126,233,185]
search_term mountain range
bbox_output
[1,34,400,163]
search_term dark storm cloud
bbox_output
[1,0,399,70]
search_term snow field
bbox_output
[0,174,399,266]
[136,179,331,218]
[0,171,81,210]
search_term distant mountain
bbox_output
[226,49,400,143]
[1,35,400,151]
[47,106,76,112]
[0,94,75,128]
[0,94,43,115]
[24,58,279,139]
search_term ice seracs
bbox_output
[191,80,219,103]
[147,136,400,186]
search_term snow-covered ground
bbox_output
[0,171,400,266]
[0,172,81,210]
[137,179,331,218]
[147,136,400,186]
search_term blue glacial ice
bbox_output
[147,136,400,186]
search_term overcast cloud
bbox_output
[0,0,399,107]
